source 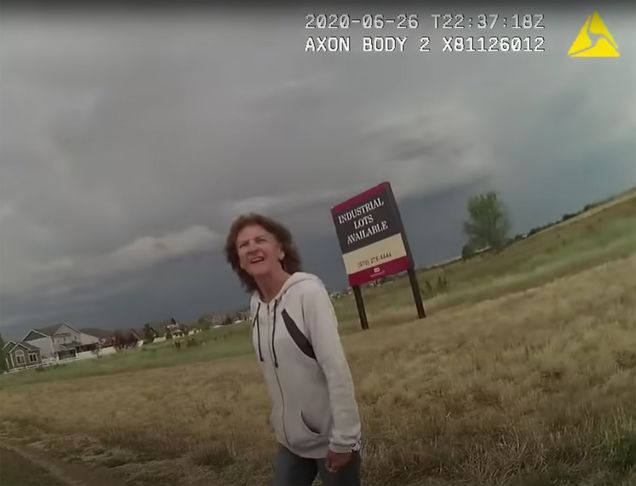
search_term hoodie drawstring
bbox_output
[271,299,280,368]
[253,302,264,362]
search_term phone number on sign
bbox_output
[357,251,392,269]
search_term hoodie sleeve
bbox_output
[302,281,362,454]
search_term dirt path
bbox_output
[1,440,125,486]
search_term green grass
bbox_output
[0,447,64,486]
[0,324,252,388]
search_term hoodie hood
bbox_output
[252,272,321,306]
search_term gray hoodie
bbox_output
[250,272,362,459]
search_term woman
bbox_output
[225,213,362,486]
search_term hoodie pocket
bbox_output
[299,410,323,437]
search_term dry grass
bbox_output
[1,251,635,485]
[0,446,65,486]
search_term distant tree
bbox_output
[463,191,511,251]
[143,323,155,344]
[113,331,136,349]
[462,242,476,260]
[196,315,214,330]
[113,331,125,349]
[166,329,173,340]
[127,331,139,347]
[0,333,8,372]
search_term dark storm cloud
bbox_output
[1,5,634,337]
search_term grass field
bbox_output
[0,188,635,485]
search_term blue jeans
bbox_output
[274,444,361,486]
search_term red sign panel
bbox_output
[331,182,413,286]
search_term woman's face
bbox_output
[236,224,284,278]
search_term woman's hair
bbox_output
[224,213,302,292]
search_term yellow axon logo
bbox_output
[568,10,620,57]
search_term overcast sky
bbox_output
[1,3,635,338]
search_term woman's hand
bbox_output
[325,449,354,473]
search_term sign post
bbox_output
[352,286,369,330]
[330,182,426,329]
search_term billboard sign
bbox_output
[331,182,413,286]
